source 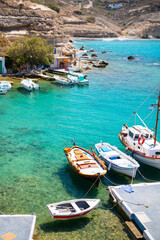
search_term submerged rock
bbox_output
[80,46,84,50]
[82,53,88,56]
[91,54,98,58]
[93,60,108,68]
[128,56,135,60]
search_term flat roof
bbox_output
[109,182,160,240]
[0,215,36,240]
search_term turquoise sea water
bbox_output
[0,39,160,239]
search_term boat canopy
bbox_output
[128,125,154,140]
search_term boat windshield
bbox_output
[75,201,90,210]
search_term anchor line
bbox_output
[137,169,157,182]
[82,175,100,198]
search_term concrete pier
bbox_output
[0,215,36,240]
[109,182,160,240]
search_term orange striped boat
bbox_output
[64,145,107,186]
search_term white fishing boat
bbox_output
[119,89,160,169]
[20,79,40,91]
[0,81,12,91]
[67,71,89,85]
[47,198,100,220]
[95,142,139,178]
[54,75,74,85]
[0,87,7,95]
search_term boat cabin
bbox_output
[128,125,153,141]
[127,125,160,156]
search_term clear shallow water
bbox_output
[0,39,160,239]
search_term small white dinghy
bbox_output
[0,81,12,91]
[95,142,140,178]
[54,75,74,85]
[20,79,40,91]
[47,199,100,220]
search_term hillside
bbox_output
[0,0,160,43]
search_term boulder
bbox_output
[128,56,135,60]
[84,66,92,71]
[87,49,95,53]
[99,60,108,66]
[91,53,98,58]
[93,60,108,68]
[82,53,88,56]
[80,46,84,50]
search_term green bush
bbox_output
[6,36,54,67]
[47,3,60,13]
[85,16,95,23]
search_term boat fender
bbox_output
[108,163,111,171]
[138,136,145,145]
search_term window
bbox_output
[129,131,134,138]
[155,152,160,156]
[144,134,148,139]
[135,134,139,140]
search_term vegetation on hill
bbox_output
[30,0,60,12]
[0,32,9,57]
[6,36,54,68]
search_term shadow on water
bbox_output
[40,217,91,233]
[56,165,98,199]
[102,169,135,187]
[136,163,160,182]
[17,87,32,95]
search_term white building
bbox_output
[108,4,122,9]
[0,57,7,74]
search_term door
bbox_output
[0,61,2,74]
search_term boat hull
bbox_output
[53,208,93,220]
[100,156,138,178]
[54,76,74,85]
[47,199,100,220]
[95,143,139,178]
[119,133,160,169]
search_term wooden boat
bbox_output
[119,90,160,169]
[95,142,140,178]
[54,75,74,85]
[47,198,100,220]
[64,146,107,186]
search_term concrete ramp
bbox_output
[0,215,36,240]
[109,182,160,240]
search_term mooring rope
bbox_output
[102,175,119,186]
[82,175,100,198]
[121,199,149,208]
[137,169,157,182]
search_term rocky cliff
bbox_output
[0,0,160,42]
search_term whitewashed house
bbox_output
[0,57,7,74]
